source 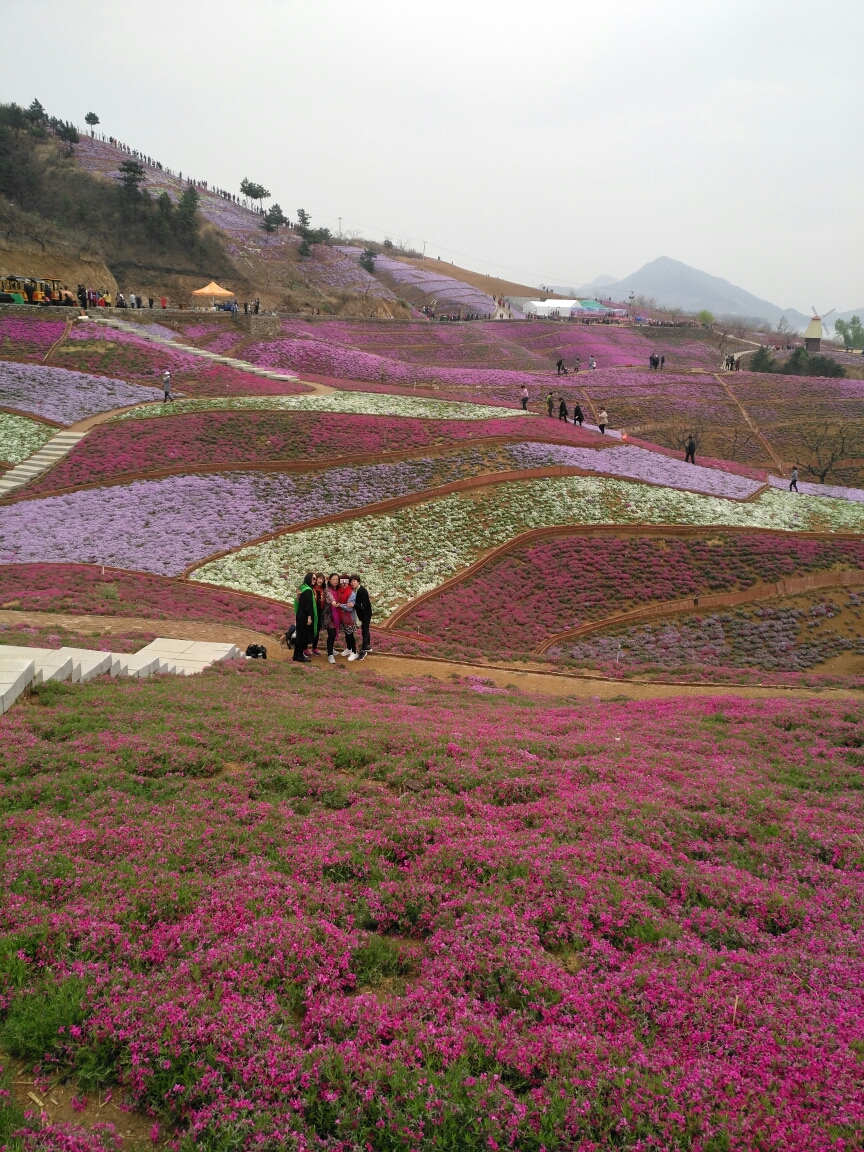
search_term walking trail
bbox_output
[2,610,860,701]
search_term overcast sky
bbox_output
[3,0,862,310]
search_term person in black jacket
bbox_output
[292,573,317,663]
[351,575,373,658]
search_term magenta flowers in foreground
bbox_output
[0,670,862,1149]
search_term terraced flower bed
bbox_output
[397,532,864,659]
[114,390,530,422]
[192,477,864,618]
[562,590,864,674]
[0,315,67,359]
[0,411,55,464]
[167,364,311,397]
[0,361,162,424]
[22,414,599,495]
[3,447,590,575]
[0,666,862,1148]
[0,563,290,631]
[62,325,201,377]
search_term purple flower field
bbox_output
[509,442,764,499]
[0,361,162,424]
[0,446,555,574]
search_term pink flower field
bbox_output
[22,410,600,494]
[0,666,862,1149]
[0,563,290,630]
[0,315,67,359]
[397,531,864,660]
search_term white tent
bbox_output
[523,299,612,319]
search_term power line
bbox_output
[310,212,580,287]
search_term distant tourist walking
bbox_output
[558,397,569,422]
[660,355,666,369]
[556,358,565,376]
[589,355,596,370]
[520,386,529,411]
[160,296,167,309]
[574,403,584,427]
[546,392,555,418]
[162,370,173,402]
[685,436,696,464]
[598,408,608,434]
[789,467,799,493]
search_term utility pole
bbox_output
[338,217,342,238]
[422,240,426,267]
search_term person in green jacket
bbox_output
[293,573,317,663]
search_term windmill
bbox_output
[804,306,836,353]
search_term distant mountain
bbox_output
[593,256,810,330]
[548,275,617,297]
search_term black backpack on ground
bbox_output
[245,643,267,660]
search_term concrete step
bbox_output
[0,658,36,714]
[0,646,73,684]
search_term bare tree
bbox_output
[791,422,862,484]
[652,421,707,454]
[713,427,762,465]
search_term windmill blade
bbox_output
[812,306,819,317]
[823,307,837,320]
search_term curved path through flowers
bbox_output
[1,608,860,700]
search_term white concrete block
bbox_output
[0,658,35,713]
[0,646,72,684]
[57,648,113,684]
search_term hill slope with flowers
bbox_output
[1,289,864,1149]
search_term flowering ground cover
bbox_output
[0,362,162,425]
[0,666,863,1148]
[114,390,530,423]
[562,591,864,674]
[192,477,864,618]
[23,413,600,495]
[163,364,311,398]
[61,325,202,378]
[2,447,580,575]
[0,412,55,463]
[397,532,864,660]
[0,315,67,359]
[0,564,290,632]
[0,559,291,626]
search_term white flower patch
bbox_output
[191,476,864,619]
[113,391,531,423]
[0,413,55,464]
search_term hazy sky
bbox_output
[3,0,862,310]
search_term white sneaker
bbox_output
[327,654,336,664]
[348,652,358,661]
[340,649,351,657]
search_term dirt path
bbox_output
[2,610,860,699]
[716,374,785,475]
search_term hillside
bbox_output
[602,256,811,328]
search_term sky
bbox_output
[2,0,863,311]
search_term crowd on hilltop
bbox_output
[290,573,373,664]
[76,286,168,310]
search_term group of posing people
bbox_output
[540,390,609,433]
[291,573,373,664]
[555,356,596,375]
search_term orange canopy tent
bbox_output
[191,281,235,302]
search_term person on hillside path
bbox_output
[162,371,173,402]
[574,403,584,427]
[558,397,569,422]
[556,358,564,376]
[520,386,529,411]
[685,436,696,464]
[160,296,166,309]
[598,408,608,434]
[790,467,799,493]
[351,575,373,659]
[546,392,555,418]
[660,355,666,369]
[292,574,317,663]
[589,356,596,370]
